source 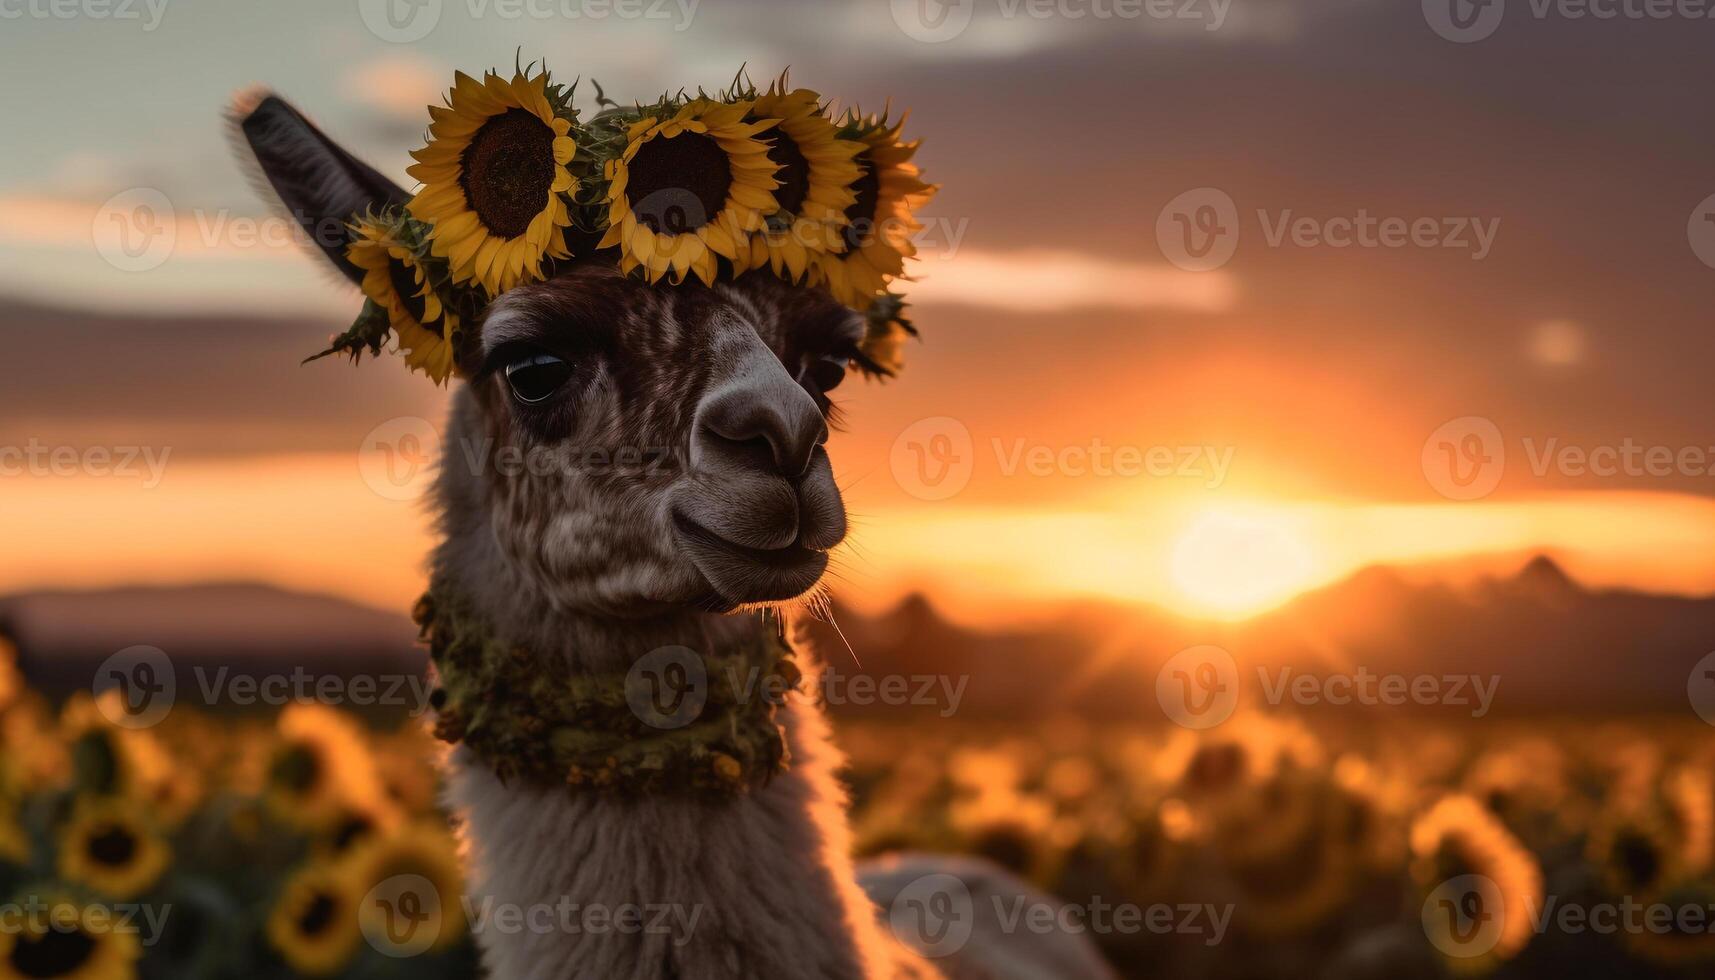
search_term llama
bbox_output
[232,89,1115,980]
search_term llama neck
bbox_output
[433,575,927,980]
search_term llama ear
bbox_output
[227,87,412,285]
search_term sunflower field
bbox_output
[3,625,1714,979]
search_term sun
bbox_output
[1169,507,1320,620]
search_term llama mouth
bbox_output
[671,510,830,605]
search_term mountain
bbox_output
[0,583,422,704]
[6,557,1711,717]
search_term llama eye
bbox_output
[504,353,572,404]
[808,357,848,394]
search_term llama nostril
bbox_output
[700,386,828,479]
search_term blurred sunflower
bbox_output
[1588,802,1682,897]
[266,863,362,977]
[59,694,170,803]
[407,68,577,296]
[599,99,779,285]
[1215,769,1327,867]
[57,799,171,900]
[1662,765,1714,873]
[0,634,21,715]
[264,703,383,833]
[949,789,1059,884]
[1,697,69,796]
[1331,756,1409,875]
[0,810,28,867]
[1410,794,1543,976]
[1461,741,1577,848]
[809,111,936,310]
[373,729,442,815]
[1227,819,1357,939]
[738,86,862,282]
[346,218,462,383]
[345,821,466,952]
[0,895,140,980]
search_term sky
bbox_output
[3,0,1714,623]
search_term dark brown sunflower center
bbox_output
[8,927,96,978]
[387,261,437,335]
[842,153,881,252]
[330,813,377,853]
[298,893,339,937]
[747,119,809,216]
[969,824,1035,878]
[87,824,138,866]
[1616,831,1660,886]
[1185,743,1245,792]
[626,131,730,236]
[270,745,323,795]
[459,108,556,240]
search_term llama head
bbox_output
[237,93,873,616]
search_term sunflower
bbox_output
[809,111,936,310]
[407,68,577,297]
[267,862,363,977]
[599,98,780,286]
[57,800,171,900]
[59,694,170,803]
[1227,819,1356,940]
[0,633,21,715]
[346,218,462,383]
[345,821,466,953]
[264,703,383,833]
[1587,801,1682,897]
[737,87,862,282]
[0,895,141,980]
[948,788,1059,884]
[1410,794,1543,976]
[0,809,28,867]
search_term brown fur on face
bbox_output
[433,263,865,619]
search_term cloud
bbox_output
[343,54,446,123]
[906,248,1237,313]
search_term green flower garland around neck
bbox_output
[413,590,800,796]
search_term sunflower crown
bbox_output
[323,65,937,384]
